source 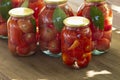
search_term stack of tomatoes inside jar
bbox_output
[77,0,113,55]
[38,0,74,57]
[1,0,113,69]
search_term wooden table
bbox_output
[0,0,120,80]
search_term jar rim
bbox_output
[44,0,67,5]
[9,7,34,17]
[63,16,90,27]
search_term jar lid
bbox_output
[44,0,67,5]
[86,0,105,2]
[63,16,90,27]
[9,7,34,17]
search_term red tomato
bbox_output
[17,19,33,33]
[62,52,74,66]
[56,32,61,40]
[91,41,95,51]
[23,33,36,44]
[77,58,88,68]
[29,0,44,19]
[0,16,5,23]
[98,4,108,17]
[62,5,74,16]
[77,52,91,68]
[8,23,23,45]
[0,23,7,36]
[61,39,71,52]
[48,39,61,54]
[39,40,48,51]
[16,42,30,55]
[74,48,84,59]
[30,43,37,51]
[96,38,110,51]
[103,30,112,40]
[77,6,91,18]
[92,30,103,41]
[40,27,56,41]
[86,52,92,63]
[104,19,112,31]
[62,28,77,46]
[83,37,92,53]
[11,0,24,8]
[104,25,112,31]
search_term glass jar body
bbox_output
[77,1,113,55]
[38,3,74,57]
[7,15,37,56]
[61,26,92,68]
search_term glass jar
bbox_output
[38,0,74,57]
[77,0,113,55]
[61,16,92,69]
[7,7,37,56]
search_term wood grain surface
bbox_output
[0,0,120,80]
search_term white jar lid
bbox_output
[9,7,34,17]
[63,16,90,27]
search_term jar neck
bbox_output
[84,0,106,6]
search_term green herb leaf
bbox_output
[30,18,36,32]
[21,0,29,7]
[90,6,104,30]
[0,0,12,20]
[52,7,67,32]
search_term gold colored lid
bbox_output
[9,7,34,17]
[86,0,105,2]
[44,0,67,5]
[63,16,90,27]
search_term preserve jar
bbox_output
[77,0,113,55]
[38,0,74,57]
[7,7,37,56]
[61,16,92,69]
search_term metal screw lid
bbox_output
[9,7,34,17]
[63,16,90,27]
